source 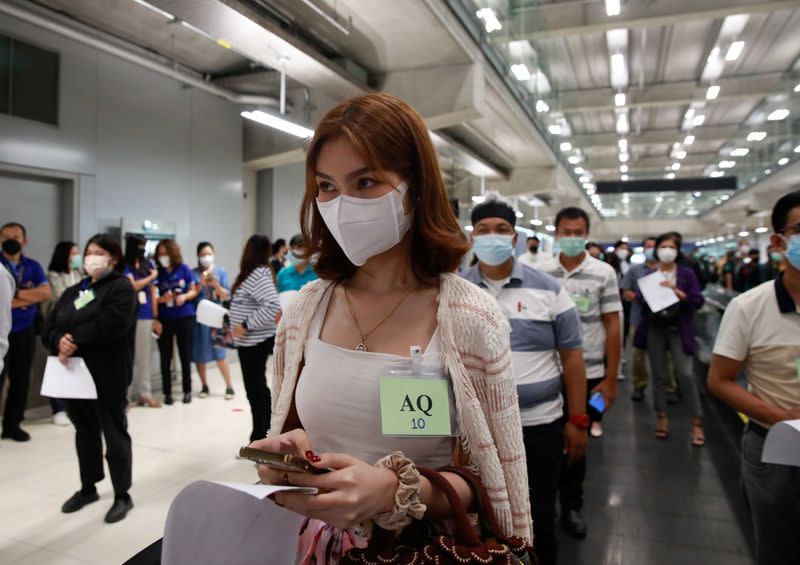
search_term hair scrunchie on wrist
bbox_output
[372,451,427,531]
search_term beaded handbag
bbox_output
[340,466,537,565]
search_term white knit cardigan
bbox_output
[268,273,533,542]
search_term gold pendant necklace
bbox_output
[343,283,419,352]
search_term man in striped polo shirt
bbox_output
[538,206,622,539]
[461,194,588,565]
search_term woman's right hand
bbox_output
[58,333,77,364]
[157,291,173,304]
[251,429,314,485]
[152,319,163,336]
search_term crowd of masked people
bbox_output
[0,223,316,524]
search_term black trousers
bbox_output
[2,326,35,431]
[65,397,132,497]
[237,336,274,442]
[559,376,604,512]
[523,420,564,565]
[158,317,194,396]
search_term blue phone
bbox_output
[589,391,606,414]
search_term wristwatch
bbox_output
[568,413,590,430]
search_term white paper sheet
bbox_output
[637,270,680,314]
[212,482,317,499]
[279,291,300,311]
[196,299,228,329]
[762,419,800,467]
[41,356,97,399]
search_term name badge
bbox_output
[379,377,454,437]
[74,290,96,310]
[572,294,591,313]
[138,291,147,305]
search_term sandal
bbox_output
[656,414,669,439]
[691,419,705,447]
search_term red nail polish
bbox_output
[310,455,321,463]
[305,450,315,460]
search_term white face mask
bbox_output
[316,181,413,266]
[199,255,214,268]
[616,248,630,260]
[84,255,111,278]
[158,255,171,269]
[658,247,678,264]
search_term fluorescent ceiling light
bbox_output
[685,108,696,121]
[716,236,725,242]
[676,150,687,160]
[579,175,591,183]
[694,192,702,197]
[574,167,585,175]
[665,173,675,180]
[568,155,581,164]
[693,114,706,127]
[560,142,572,151]
[778,157,789,166]
[616,112,630,135]
[615,92,626,107]
[586,188,596,195]
[767,108,790,121]
[721,194,730,200]
[605,0,621,16]
[747,131,767,142]
[765,169,772,175]
[180,20,214,40]
[476,8,502,33]
[622,195,630,203]
[706,85,720,100]
[725,41,745,62]
[536,100,550,113]
[241,110,314,138]
[618,138,628,152]
[730,148,750,157]
[583,183,594,190]
[464,225,473,232]
[620,165,629,173]
[738,230,750,237]
[795,144,800,153]
[719,160,736,169]
[545,225,556,232]
[621,174,629,181]
[710,171,724,178]
[515,211,524,218]
[610,53,628,89]
[755,227,769,233]
[671,162,681,171]
[684,135,695,145]
[511,64,531,81]
[619,153,629,163]
[530,219,543,226]
[472,195,486,203]
[687,210,699,216]
[795,83,800,93]
[132,0,175,20]
[656,196,664,203]
[548,124,563,135]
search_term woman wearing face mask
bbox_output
[42,234,137,524]
[124,236,161,408]
[248,93,532,562]
[43,241,84,425]
[634,232,705,445]
[155,240,199,405]
[192,242,234,400]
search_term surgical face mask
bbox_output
[473,234,514,266]
[658,247,678,264]
[740,245,751,255]
[316,181,412,266]
[70,254,83,271]
[1,239,22,255]
[616,248,630,261]
[287,249,303,265]
[558,237,587,258]
[158,255,171,269]
[769,251,783,263]
[198,255,214,268]
[84,255,111,278]
[644,248,656,262]
[780,234,800,271]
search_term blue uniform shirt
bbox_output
[0,255,48,333]
[192,265,230,304]
[124,260,156,320]
[277,264,318,292]
[156,263,196,320]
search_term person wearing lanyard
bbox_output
[155,240,199,405]
[192,241,235,400]
[124,235,161,408]
[538,207,622,539]
[276,234,319,292]
[460,194,588,565]
[708,190,800,565]
[0,222,52,442]
[42,234,137,523]
[248,93,532,563]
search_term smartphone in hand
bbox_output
[589,391,606,414]
[238,447,329,475]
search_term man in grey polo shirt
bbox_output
[539,206,622,539]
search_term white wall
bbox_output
[271,162,306,241]
[0,14,247,275]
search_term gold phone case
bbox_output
[238,447,329,474]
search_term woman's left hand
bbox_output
[175,294,187,307]
[232,324,247,339]
[660,280,686,300]
[271,453,399,529]
[659,280,676,289]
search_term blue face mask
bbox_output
[781,234,800,271]
[644,248,655,262]
[287,249,303,266]
[558,237,587,258]
[473,234,514,266]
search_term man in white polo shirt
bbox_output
[539,206,622,539]
[708,190,800,565]
[461,194,588,565]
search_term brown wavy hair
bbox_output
[300,92,470,282]
[155,239,183,268]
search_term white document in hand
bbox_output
[41,356,97,399]
[196,299,228,329]
[212,482,318,499]
[762,419,800,467]
[638,271,680,314]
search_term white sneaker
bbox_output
[590,422,603,438]
[53,411,71,426]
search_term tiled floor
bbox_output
[0,366,755,565]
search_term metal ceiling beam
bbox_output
[494,0,800,42]
[587,153,718,171]
[571,125,739,149]
[552,74,783,114]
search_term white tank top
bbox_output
[295,287,453,467]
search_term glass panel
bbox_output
[10,39,59,125]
